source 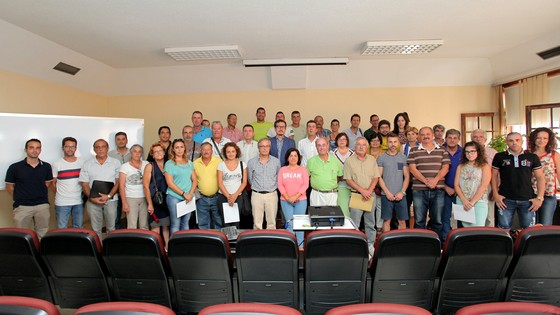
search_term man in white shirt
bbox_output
[237,124,259,164]
[298,120,319,166]
[203,121,231,159]
[52,136,85,228]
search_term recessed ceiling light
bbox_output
[362,40,443,55]
[164,45,241,61]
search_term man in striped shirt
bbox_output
[407,127,450,242]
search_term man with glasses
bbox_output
[79,139,121,239]
[269,119,295,166]
[52,136,85,228]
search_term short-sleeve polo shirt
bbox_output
[492,150,542,200]
[307,155,342,191]
[5,159,53,208]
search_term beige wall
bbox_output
[1,69,495,228]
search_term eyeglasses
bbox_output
[465,150,477,154]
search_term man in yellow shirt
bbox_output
[251,107,273,140]
[193,142,222,229]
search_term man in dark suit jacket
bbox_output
[269,119,296,166]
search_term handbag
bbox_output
[151,162,165,206]
[239,161,252,216]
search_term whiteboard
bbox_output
[0,113,144,189]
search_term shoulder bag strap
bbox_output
[211,138,224,160]
[151,162,159,193]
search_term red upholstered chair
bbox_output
[455,301,560,315]
[370,229,441,310]
[40,228,110,308]
[235,230,299,307]
[102,229,172,307]
[0,228,53,302]
[74,301,175,315]
[505,225,560,306]
[436,227,513,314]
[304,229,369,315]
[0,296,59,315]
[325,303,432,315]
[198,302,302,315]
[167,229,234,313]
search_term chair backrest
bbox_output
[167,229,233,313]
[74,301,176,315]
[505,225,560,306]
[325,303,433,315]
[437,227,513,314]
[0,296,59,315]
[304,229,369,315]
[455,301,560,315]
[0,228,53,302]
[102,229,171,307]
[370,229,441,310]
[198,302,302,315]
[40,228,109,308]
[235,230,299,307]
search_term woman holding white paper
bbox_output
[454,141,491,227]
[164,139,198,234]
[217,142,247,228]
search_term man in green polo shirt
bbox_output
[251,107,273,141]
[307,137,342,206]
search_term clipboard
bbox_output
[90,180,114,198]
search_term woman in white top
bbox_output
[119,144,149,229]
[330,132,354,217]
[217,142,248,228]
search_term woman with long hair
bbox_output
[164,138,197,234]
[528,127,560,225]
[454,141,491,227]
[331,132,354,217]
[143,143,171,248]
[217,142,247,228]
[278,148,309,247]
[392,112,410,145]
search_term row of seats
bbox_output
[1,297,559,315]
[0,226,559,315]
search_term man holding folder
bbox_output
[344,137,380,254]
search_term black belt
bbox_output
[200,193,218,198]
[312,188,338,193]
[252,190,274,194]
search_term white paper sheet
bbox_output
[222,203,240,223]
[177,196,197,218]
[452,203,476,224]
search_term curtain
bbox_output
[522,74,549,127]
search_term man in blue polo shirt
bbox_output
[5,138,53,238]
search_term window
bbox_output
[461,112,495,145]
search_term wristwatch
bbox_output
[537,196,544,202]
[107,194,112,199]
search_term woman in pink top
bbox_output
[278,148,309,248]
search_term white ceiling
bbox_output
[0,0,560,95]
[0,0,559,69]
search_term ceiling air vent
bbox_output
[53,62,81,75]
[537,45,560,60]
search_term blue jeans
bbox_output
[196,195,222,229]
[442,194,456,242]
[497,198,535,229]
[413,189,444,241]
[167,194,191,235]
[538,196,557,226]
[280,199,307,247]
[55,204,84,228]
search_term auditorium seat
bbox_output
[102,229,172,307]
[235,230,299,307]
[455,301,560,315]
[304,230,369,315]
[370,229,441,310]
[198,302,302,315]
[167,229,233,314]
[0,228,53,302]
[40,228,110,308]
[74,301,175,315]
[505,225,560,306]
[0,296,59,315]
[436,227,513,314]
[325,302,432,315]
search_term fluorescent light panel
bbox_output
[362,40,443,55]
[243,58,348,67]
[165,45,241,61]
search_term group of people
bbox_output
[5,107,558,253]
